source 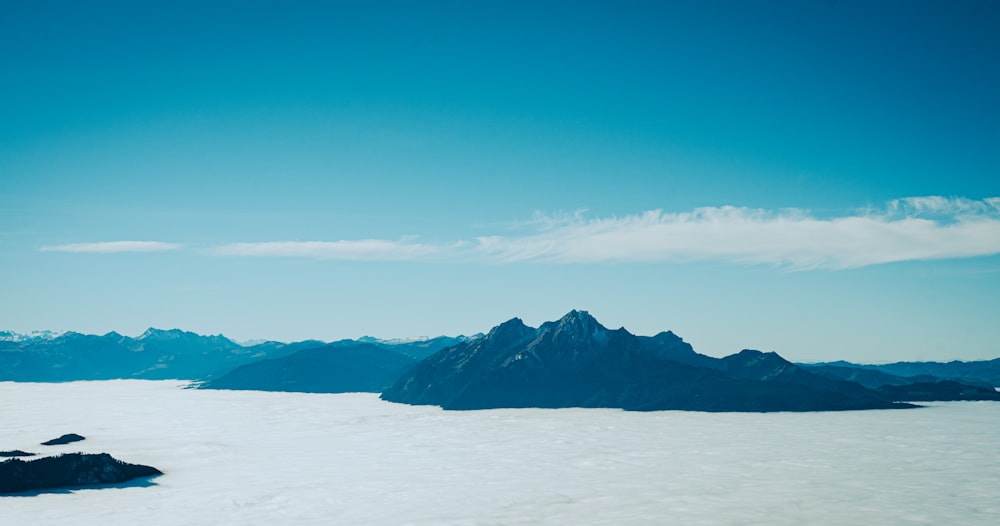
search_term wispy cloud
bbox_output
[884,196,1000,217]
[210,240,447,261]
[40,241,181,253]
[192,196,1000,269]
[474,196,1000,269]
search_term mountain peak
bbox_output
[139,328,170,340]
[487,317,531,340]
[735,349,783,361]
[559,309,597,324]
[544,310,610,343]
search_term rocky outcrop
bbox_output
[41,433,85,446]
[0,453,162,494]
[0,450,35,458]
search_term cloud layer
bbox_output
[43,197,1000,269]
[474,197,1000,269]
[40,241,181,253]
[209,240,445,261]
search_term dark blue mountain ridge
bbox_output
[0,453,162,495]
[3,318,997,409]
[380,310,914,412]
[200,343,417,393]
[800,358,1000,389]
[337,335,478,361]
[876,380,1000,402]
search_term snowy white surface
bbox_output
[0,329,64,342]
[2,381,999,525]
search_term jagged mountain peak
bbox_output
[650,330,680,340]
[557,309,601,327]
[542,310,613,342]
[139,327,183,340]
[136,327,234,344]
[486,317,531,340]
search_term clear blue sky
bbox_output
[2,0,998,362]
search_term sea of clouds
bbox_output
[2,381,998,525]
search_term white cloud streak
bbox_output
[210,240,445,261]
[474,196,1000,269]
[105,196,999,270]
[40,241,181,253]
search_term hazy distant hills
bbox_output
[875,380,1000,402]
[202,343,417,393]
[0,328,298,381]
[0,329,475,384]
[200,337,475,393]
[801,359,1000,389]
[348,336,477,361]
[3,316,999,411]
[380,311,912,412]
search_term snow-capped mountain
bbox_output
[0,330,65,342]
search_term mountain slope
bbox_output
[201,343,417,393]
[381,310,910,412]
[337,335,477,361]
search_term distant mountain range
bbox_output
[0,329,473,383]
[800,359,1000,389]
[1,328,274,381]
[3,315,998,412]
[0,330,65,343]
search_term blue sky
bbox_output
[2,0,999,362]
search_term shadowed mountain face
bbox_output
[201,343,417,393]
[351,336,477,361]
[381,311,911,412]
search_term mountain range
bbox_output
[380,310,915,412]
[800,359,1000,389]
[3,313,998,411]
[0,330,471,382]
[1,328,278,381]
